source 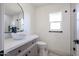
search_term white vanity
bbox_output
[4,34,39,56]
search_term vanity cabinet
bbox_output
[5,39,38,56]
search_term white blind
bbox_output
[49,12,63,31]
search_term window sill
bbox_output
[49,31,63,33]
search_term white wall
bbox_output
[20,4,35,34]
[0,4,4,51]
[34,4,71,55]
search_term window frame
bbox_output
[49,12,63,33]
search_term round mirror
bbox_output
[4,3,24,33]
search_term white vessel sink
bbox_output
[11,32,26,40]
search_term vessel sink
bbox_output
[11,32,26,40]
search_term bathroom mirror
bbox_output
[4,3,24,33]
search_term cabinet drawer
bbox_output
[24,44,38,56]
[5,48,18,56]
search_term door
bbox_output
[72,3,79,56]
[76,4,79,56]
[70,4,77,56]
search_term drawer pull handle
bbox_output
[25,54,28,56]
[32,42,34,44]
[18,50,21,53]
[28,51,31,53]
[73,48,76,51]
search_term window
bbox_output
[49,12,63,32]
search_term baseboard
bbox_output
[48,49,70,56]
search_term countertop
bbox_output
[4,34,39,54]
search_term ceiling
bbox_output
[30,3,53,7]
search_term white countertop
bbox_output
[4,34,39,54]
